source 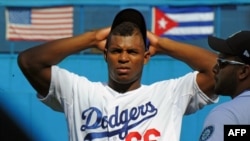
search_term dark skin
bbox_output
[104,31,150,93]
[213,53,250,98]
[18,28,111,97]
[18,27,217,99]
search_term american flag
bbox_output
[6,6,73,41]
[152,6,214,40]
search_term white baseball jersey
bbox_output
[39,66,218,141]
[199,91,250,141]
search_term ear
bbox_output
[239,65,250,80]
[103,48,108,62]
[144,51,151,65]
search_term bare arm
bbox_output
[18,27,110,97]
[147,31,217,98]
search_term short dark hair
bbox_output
[105,22,144,49]
[105,8,148,50]
[111,22,139,36]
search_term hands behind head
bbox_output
[147,31,163,56]
[94,27,111,51]
[94,28,161,57]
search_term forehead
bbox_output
[108,33,145,49]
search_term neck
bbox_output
[231,81,250,99]
[108,80,141,93]
[233,90,250,98]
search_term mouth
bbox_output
[117,67,130,74]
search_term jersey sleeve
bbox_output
[38,65,89,112]
[174,71,218,115]
[199,106,237,141]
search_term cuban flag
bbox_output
[152,6,214,40]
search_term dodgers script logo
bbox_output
[81,101,158,140]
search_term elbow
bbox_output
[17,51,29,71]
[17,51,37,74]
[17,52,26,70]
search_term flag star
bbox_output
[158,17,168,29]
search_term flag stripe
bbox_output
[8,28,73,34]
[6,6,73,41]
[158,6,213,13]
[166,12,214,22]
[165,26,214,35]
[178,21,214,27]
[32,19,72,24]
[166,34,210,41]
[8,24,73,29]
[8,35,72,41]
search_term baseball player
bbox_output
[18,8,218,141]
[199,31,250,141]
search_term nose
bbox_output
[118,52,129,63]
[212,63,219,74]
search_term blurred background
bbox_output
[1,0,250,141]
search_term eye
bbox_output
[110,48,122,54]
[127,49,138,54]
